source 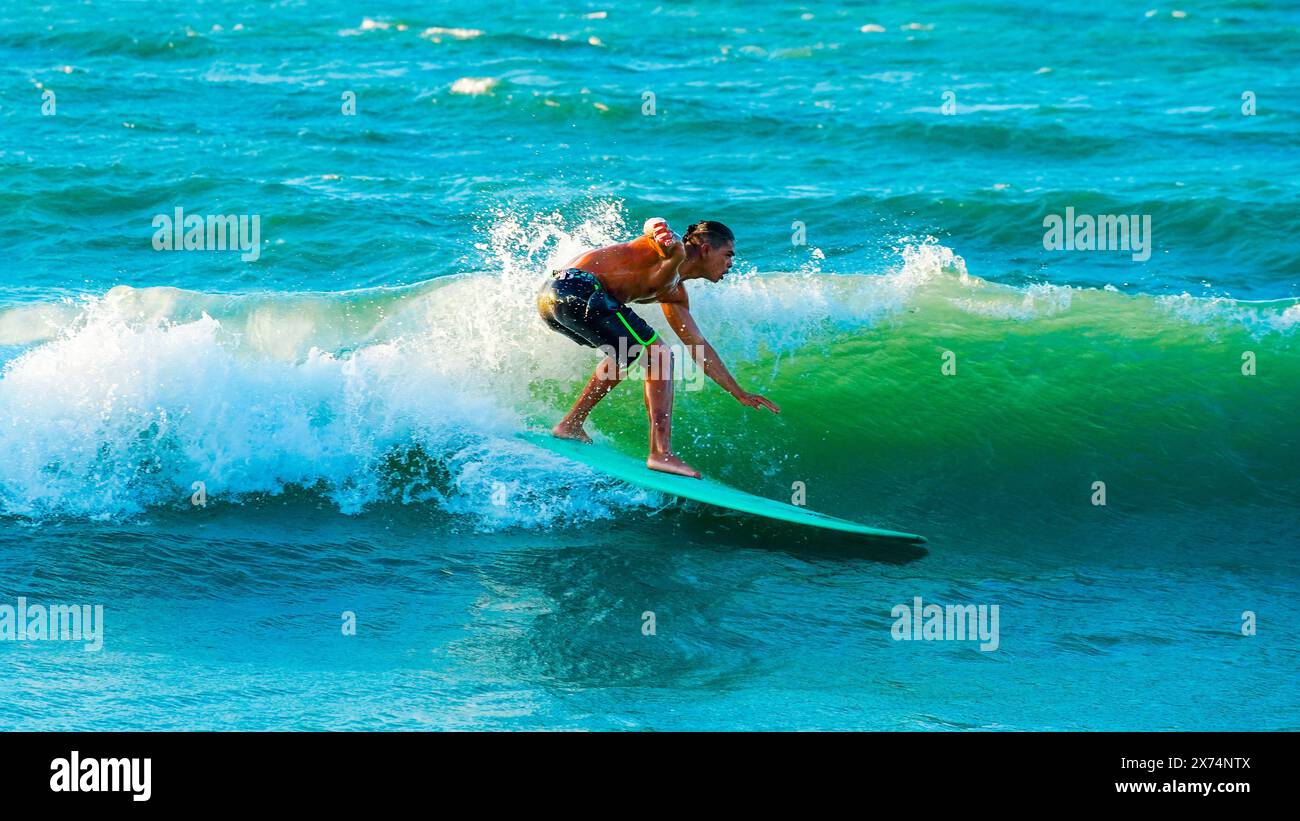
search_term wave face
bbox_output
[1,206,1296,527]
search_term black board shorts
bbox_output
[537,268,659,366]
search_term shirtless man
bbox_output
[536,218,780,479]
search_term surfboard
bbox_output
[518,431,925,542]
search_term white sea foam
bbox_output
[1155,293,1300,336]
[450,76,498,95]
[421,26,484,41]
[949,282,1074,321]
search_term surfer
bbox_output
[537,218,780,479]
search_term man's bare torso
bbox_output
[565,236,685,305]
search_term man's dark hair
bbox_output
[683,220,734,248]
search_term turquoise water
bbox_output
[0,1,1297,729]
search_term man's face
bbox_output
[703,240,735,282]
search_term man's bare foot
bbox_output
[551,421,592,443]
[647,451,701,479]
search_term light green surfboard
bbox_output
[518,432,925,543]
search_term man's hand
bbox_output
[644,217,681,259]
[736,390,780,414]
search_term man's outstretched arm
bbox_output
[661,294,780,414]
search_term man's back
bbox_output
[565,235,684,305]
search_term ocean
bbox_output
[0,0,1296,730]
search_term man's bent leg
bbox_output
[553,352,626,443]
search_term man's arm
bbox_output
[660,289,780,414]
